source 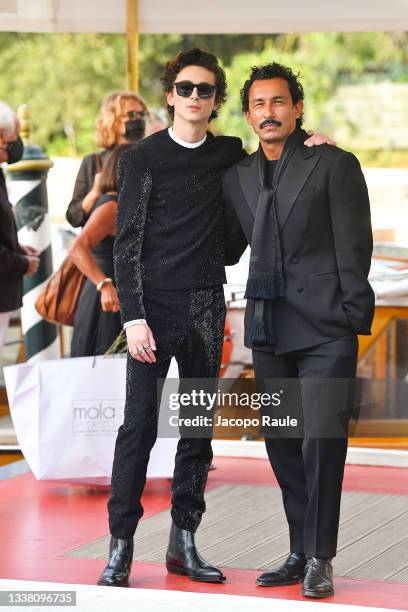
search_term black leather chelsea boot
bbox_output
[97,537,134,587]
[256,552,307,586]
[166,522,225,583]
[301,557,334,598]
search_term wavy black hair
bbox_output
[161,48,227,122]
[241,62,304,127]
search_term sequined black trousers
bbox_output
[108,286,225,538]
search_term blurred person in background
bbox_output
[146,108,168,135]
[65,91,148,228]
[0,101,39,362]
[69,144,131,357]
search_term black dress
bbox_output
[70,194,122,357]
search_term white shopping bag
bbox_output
[4,355,179,481]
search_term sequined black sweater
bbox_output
[113,129,245,322]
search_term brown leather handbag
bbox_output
[35,256,86,326]
[36,152,104,326]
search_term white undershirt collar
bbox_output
[168,127,207,149]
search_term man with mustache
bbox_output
[223,63,374,598]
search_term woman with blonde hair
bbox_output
[66,91,148,228]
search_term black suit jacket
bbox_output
[223,139,375,354]
[0,169,28,313]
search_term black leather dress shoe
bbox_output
[97,537,133,587]
[301,557,334,598]
[256,553,306,586]
[166,522,225,583]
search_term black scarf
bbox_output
[244,127,304,347]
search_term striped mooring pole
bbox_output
[7,105,60,362]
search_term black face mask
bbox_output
[6,136,24,164]
[124,118,145,142]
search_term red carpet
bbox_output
[0,457,407,610]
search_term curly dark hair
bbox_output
[241,62,304,127]
[161,48,227,122]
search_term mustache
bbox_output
[259,118,282,129]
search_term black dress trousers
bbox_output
[253,332,358,558]
[108,285,225,539]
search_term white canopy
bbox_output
[1,0,408,34]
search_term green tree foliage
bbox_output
[0,33,127,155]
[0,32,273,155]
[216,32,408,151]
[0,32,406,157]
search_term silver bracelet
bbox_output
[96,277,113,292]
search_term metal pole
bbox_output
[7,105,59,363]
[126,0,139,92]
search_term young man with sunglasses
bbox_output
[98,48,332,588]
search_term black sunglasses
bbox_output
[173,81,216,99]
